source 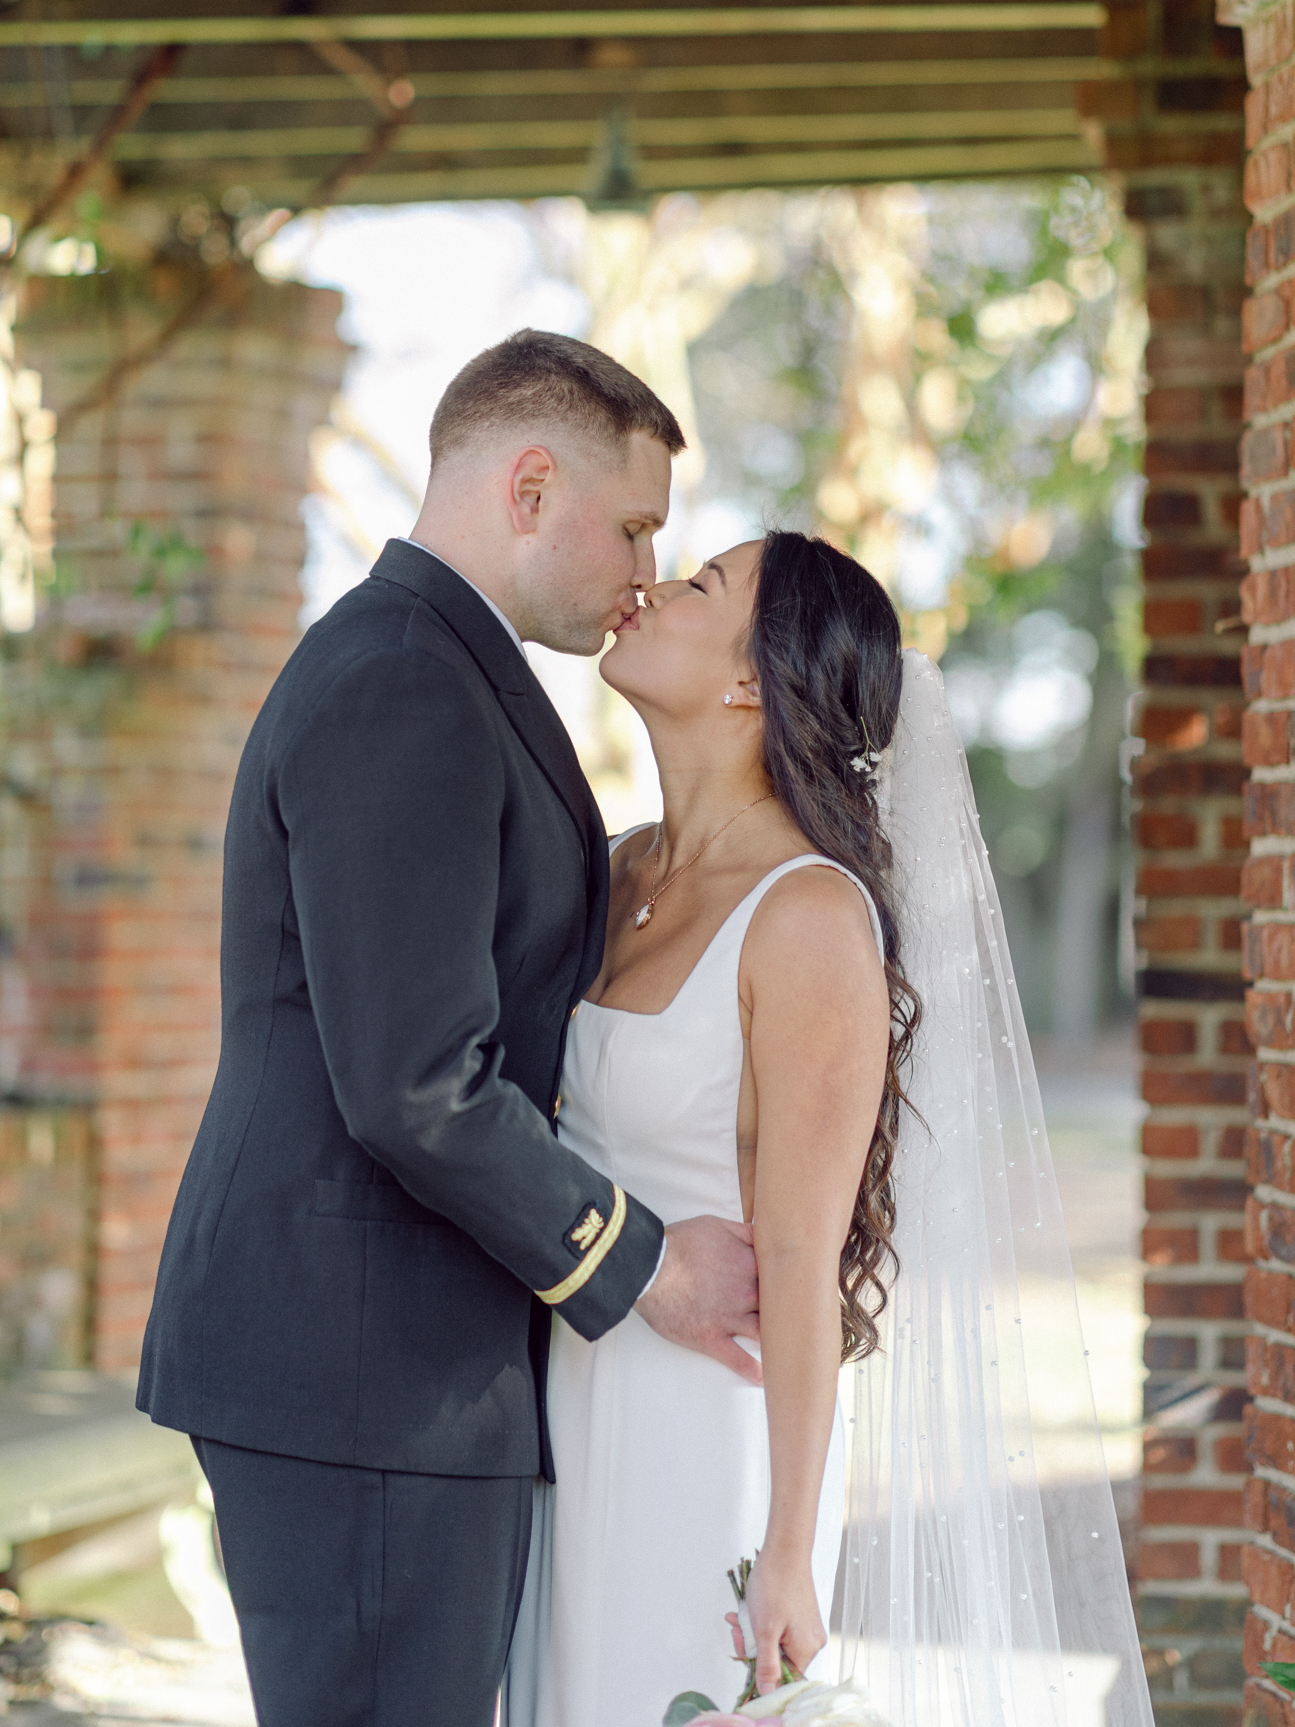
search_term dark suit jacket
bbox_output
[137,541,664,1478]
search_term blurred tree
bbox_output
[906,178,1145,1036]
[667,178,1145,1034]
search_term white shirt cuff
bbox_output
[637,1235,668,1300]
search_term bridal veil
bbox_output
[839,650,1154,1727]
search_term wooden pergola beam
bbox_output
[0,5,1105,48]
[9,43,184,251]
[104,107,1095,162]
[136,134,1102,204]
[0,56,1239,108]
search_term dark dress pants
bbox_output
[192,1437,532,1727]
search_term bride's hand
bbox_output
[745,1547,825,1695]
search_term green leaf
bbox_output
[663,1693,719,1724]
[1262,1661,1295,1695]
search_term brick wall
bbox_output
[1091,0,1251,1717]
[1200,0,1295,1719]
[2,267,347,1369]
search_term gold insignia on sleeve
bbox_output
[536,1187,627,1306]
[570,1207,605,1253]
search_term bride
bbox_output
[503,530,1153,1727]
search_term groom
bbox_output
[137,331,761,1726]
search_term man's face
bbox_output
[515,429,672,655]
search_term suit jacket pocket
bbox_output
[312,1178,449,1227]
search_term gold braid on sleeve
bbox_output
[535,1186,627,1306]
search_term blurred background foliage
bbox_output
[535,177,1145,1036]
[8,172,1144,1037]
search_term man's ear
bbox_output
[507,446,555,537]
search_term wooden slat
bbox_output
[0,6,1107,49]
[136,135,1103,202]
[0,55,1241,109]
[0,60,1104,109]
[106,108,1084,161]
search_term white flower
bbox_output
[737,1679,894,1725]
[735,1680,813,1717]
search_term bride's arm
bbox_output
[740,866,890,1694]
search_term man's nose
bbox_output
[632,540,658,592]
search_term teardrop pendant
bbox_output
[634,902,654,931]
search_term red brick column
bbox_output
[8,268,347,1369]
[1204,0,1295,1719]
[1093,0,1250,1717]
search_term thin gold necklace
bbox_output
[633,795,774,931]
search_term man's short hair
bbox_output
[429,328,685,465]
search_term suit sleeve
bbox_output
[276,646,664,1341]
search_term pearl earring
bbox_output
[723,693,734,706]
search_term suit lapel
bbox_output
[370,539,605,871]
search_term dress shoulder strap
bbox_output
[608,822,655,858]
[740,854,886,967]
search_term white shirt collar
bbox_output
[395,537,527,663]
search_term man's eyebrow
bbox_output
[631,510,666,529]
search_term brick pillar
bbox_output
[1090,0,1251,1717]
[1204,0,1295,1719]
[6,267,348,1369]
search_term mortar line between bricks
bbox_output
[1255,118,1295,155]
[1146,1160,1236,1174]
[1254,1181,1295,1204]
[1145,1266,1247,1281]
[1146,1318,1241,1333]
[1235,470,1295,503]
[1254,1382,1295,1407]
[1139,1524,1251,1539]
[1141,1113,1251,1128]
[1250,1604,1293,1639]
[1131,1579,1250,1599]
[1251,309,1295,361]
[1254,258,1295,300]
[1249,619,1295,643]
[1247,546,1295,572]
[1247,404,1295,435]
[1147,1476,1246,1497]
[1254,1462,1295,1493]
[1244,1531,1295,1565]
[1251,187,1295,229]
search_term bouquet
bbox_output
[664,1558,893,1727]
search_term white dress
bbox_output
[502,846,886,1727]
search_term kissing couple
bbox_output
[138,331,1152,1727]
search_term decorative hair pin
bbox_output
[851,714,878,774]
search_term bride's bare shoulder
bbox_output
[742,862,885,991]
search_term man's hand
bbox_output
[634,1216,761,1385]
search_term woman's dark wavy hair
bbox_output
[745,530,919,1362]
